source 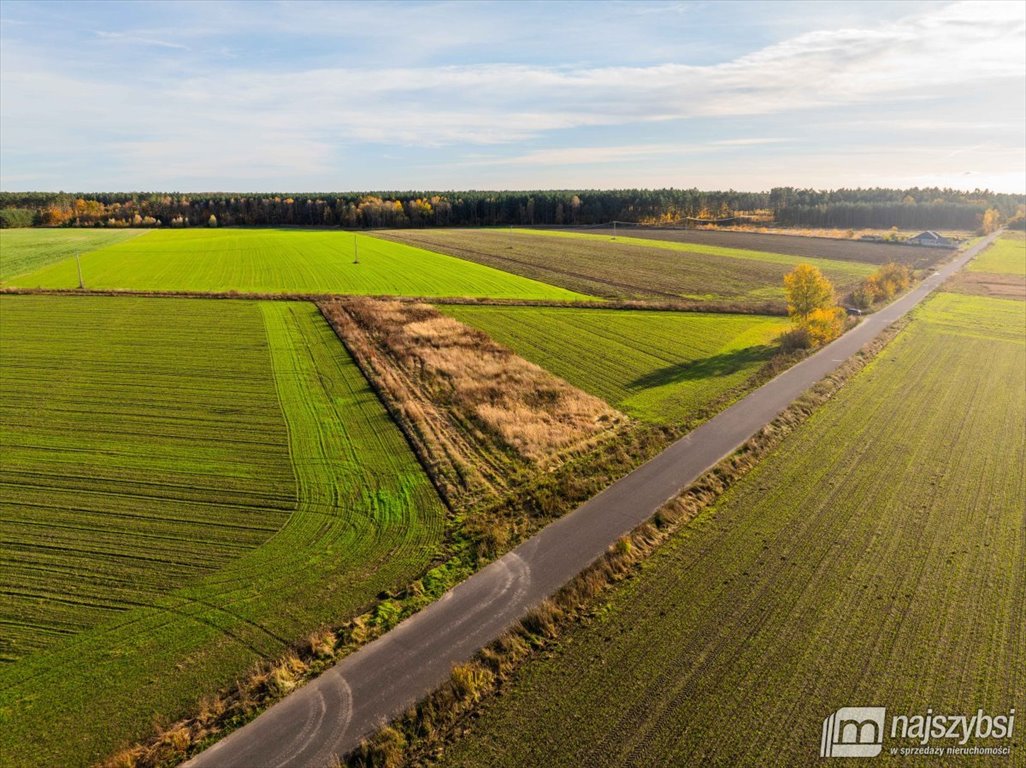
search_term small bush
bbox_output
[852,262,912,308]
[778,327,813,352]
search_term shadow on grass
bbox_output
[629,345,776,389]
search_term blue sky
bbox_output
[1,0,1023,192]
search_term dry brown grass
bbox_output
[320,298,625,510]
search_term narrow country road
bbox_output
[185,233,997,768]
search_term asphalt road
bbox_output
[185,234,996,768]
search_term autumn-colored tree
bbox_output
[851,262,911,309]
[784,264,835,323]
[806,306,846,345]
[40,204,72,227]
[877,262,911,296]
[851,282,876,310]
[981,208,1002,234]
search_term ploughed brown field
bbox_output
[944,269,1026,299]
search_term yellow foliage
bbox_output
[981,208,1002,234]
[784,264,835,322]
[806,306,846,346]
[852,262,911,308]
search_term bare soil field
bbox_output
[944,270,1026,299]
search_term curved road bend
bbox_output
[185,234,996,768]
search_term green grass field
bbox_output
[440,306,789,424]
[0,228,146,282]
[378,228,874,303]
[440,291,1025,768]
[6,228,586,299]
[968,230,1026,276]
[0,296,446,767]
[0,297,295,661]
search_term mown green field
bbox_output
[0,296,446,767]
[968,230,1026,276]
[378,228,874,303]
[441,306,789,424]
[0,228,146,282]
[441,291,1026,768]
[6,228,585,299]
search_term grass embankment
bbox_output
[6,228,587,300]
[429,292,1025,768]
[0,297,446,768]
[0,228,146,282]
[375,228,873,304]
[440,305,789,424]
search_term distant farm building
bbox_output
[907,231,954,247]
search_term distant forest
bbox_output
[0,187,1022,231]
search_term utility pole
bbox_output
[75,252,84,289]
[612,220,617,239]
[353,235,359,264]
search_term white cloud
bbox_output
[710,138,787,146]
[94,31,189,50]
[465,144,695,167]
[0,0,1023,189]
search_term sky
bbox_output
[1,0,1024,193]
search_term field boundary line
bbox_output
[0,286,787,314]
[180,235,996,767]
